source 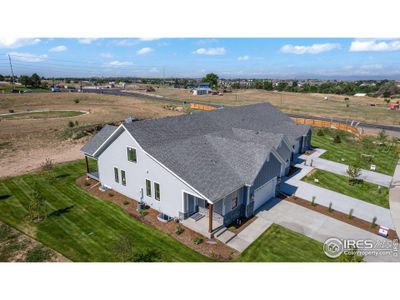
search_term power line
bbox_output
[8,55,15,90]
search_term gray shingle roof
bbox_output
[122,103,310,201]
[81,124,117,156]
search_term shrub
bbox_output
[84,180,91,186]
[68,120,75,128]
[74,98,80,104]
[108,192,114,197]
[9,109,14,113]
[316,129,325,136]
[26,245,52,262]
[346,103,350,108]
[123,200,130,205]
[192,237,203,245]
[138,209,148,217]
[333,134,341,143]
[348,208,354,219]
[40,158,54,172]
[74,120,79,126]
[175,225,184,235]
[371,216,377,227]
[311,196,316,206]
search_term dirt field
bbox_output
[151,87,400,126]
[0,92,181,178]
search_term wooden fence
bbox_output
[291,117,362,138]
[190,103,217,111]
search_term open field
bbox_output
[302,169,389,208]
[0,92,181,178]
[151,87,400,126]
[238,224,339,262]
[0,160,340,262]
[311,127,399,176]
[0,110,86,120]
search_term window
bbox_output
[121,170,126,186]
[114,167,119,183]
[154,182,160,201]
[231,196,238,209]
[127,147,137,162]
[146,179,151,197]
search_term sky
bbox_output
[1,38,400,79]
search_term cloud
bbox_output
[105,60,133,66]
[8,52,48,62]
[138,38,160,42]
[360,64,383,70]
[136,47,153,55]
[49,45,67,52]
[280,43,340,54]
[192,47,226,55]
[349,40,400,52]
[148,67,160,73]
[78,38,98,44]
[0,38,40,49]
[100,52,113,58]
[195,39,219,45]
[237,55,249,61]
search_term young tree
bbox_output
[29,186,47,223]
[377,130,388,144]
[202,73,219,89]
[346,164,362,185]
[19,75,33,86]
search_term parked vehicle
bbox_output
[23,89,32,93]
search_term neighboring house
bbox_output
[192,82,212,95]
[81,103,311,235]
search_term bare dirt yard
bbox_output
[0,92,181,178]
[151,87,400,126]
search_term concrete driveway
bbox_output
[389,160,400,235]
[256,200,400,262]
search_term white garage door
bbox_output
[253,177,277,211]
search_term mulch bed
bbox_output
[227,215,257,234]
[76,176,239,260]
[284,195,399,240]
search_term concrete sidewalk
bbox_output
[389,160,400,234]
[299,149,392,187]
[281,165,394,229]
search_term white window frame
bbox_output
[145,179,152,197]
[114,166,119,183]
[121,169,126,186]
[127,146,137,163]
[154,181,160,201]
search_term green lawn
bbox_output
[0,161,210,262]
[238,224,338,262]
[0,160,348,262]
[312,128,398,176]
[302,169,389,208]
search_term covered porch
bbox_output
[84,155,99,181]
[180,193,225,237]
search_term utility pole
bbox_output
[162,66,165,86]
[8,54,15,91]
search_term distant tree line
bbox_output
[231,79,400,97]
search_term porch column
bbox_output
[85,156,89,174]
[208,203,213,233]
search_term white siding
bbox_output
[97,130,204,218]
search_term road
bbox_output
[82,88,400,133]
